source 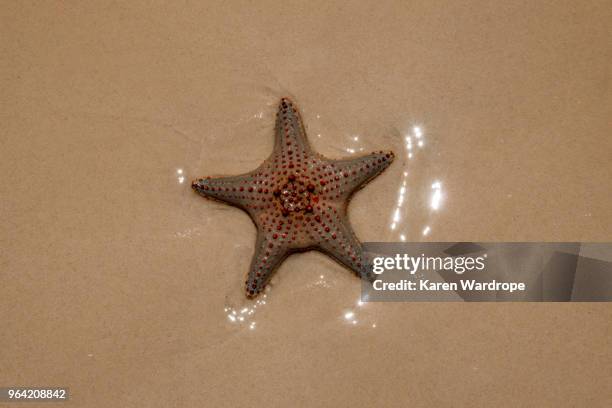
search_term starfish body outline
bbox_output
[192,98,394,297]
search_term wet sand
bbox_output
[2,1,611,407]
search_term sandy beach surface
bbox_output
[2,1,611,407]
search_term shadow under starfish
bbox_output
[192,97,394,297]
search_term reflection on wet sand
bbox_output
[390,124,446,242]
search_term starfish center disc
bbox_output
[274,176,315,215]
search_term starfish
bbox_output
[192,98,394,297]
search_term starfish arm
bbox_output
[330,151,395,197]
[313,211,374,281]
[273,97,313,157]
[245,231,290,297]
[191,173,259,209]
